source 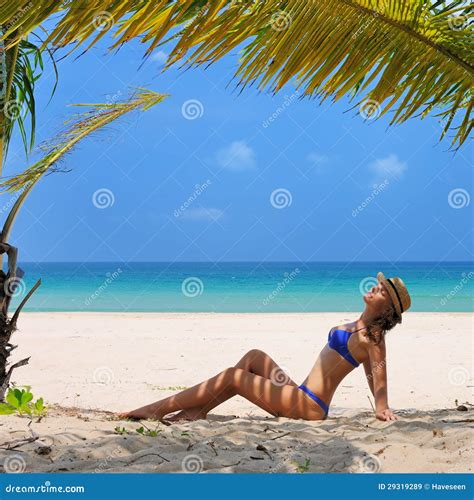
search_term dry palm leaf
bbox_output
[0,88,167,244]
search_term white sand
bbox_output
[0,312,472,473]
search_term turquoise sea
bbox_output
[9,261,473,313]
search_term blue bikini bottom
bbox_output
[298,384,329,416]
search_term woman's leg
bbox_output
[235,349,298,386]
[230,369,322,420]
[169,349,298,420]
[121,367,242,420]
[120,367,323,421]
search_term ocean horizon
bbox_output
[9,261,473,313]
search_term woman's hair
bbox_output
[360,304,402,344]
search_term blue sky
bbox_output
[4,33,473,263]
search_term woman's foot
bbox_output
[118,403,162,421]
[166,407,207,422]
[117,412,139,421]
[117,405,206,422]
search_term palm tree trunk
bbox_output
[0,28,37,400]
[0,25,8,399]
[0,26,6,175]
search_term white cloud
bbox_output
[216,140,256,171]
[150,50,168,64]
[369,154,407,178]
[181,208,224,222]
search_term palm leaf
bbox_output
[1,87,167,193]
[1,0,472,148]
[1,34,59,162]
[0,88,167,240]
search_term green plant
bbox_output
[0,386,47,417]
[292,458,311,473]
[114,426,129,435]
[136,424,162,437]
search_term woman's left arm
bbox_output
[368,340,399,421]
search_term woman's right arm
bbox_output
[368,339,398,421]
[363,358,375,397]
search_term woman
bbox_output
[120,272,411,423]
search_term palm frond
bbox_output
[1,34,59,160]
[0,88,168,194]
[1,0,473,148]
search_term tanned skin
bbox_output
[120,282,399,423]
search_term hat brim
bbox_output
[377,272,402,316]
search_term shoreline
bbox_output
[18,310,473,315]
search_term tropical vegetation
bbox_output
[0,0,472,151]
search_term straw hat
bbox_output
[377,272,411,316]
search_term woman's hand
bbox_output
[376,408,399,421]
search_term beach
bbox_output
[1,312,472,473]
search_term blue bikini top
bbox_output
[327,328,361,367]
